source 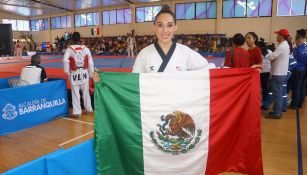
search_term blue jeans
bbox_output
[290,70,306,107]
[262,84,288,110]
[271,75,287,116]
[263,73,290,110]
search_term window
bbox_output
[2,19,17,31]
[235,0,246,17]
[103,11,110,25]
[51,16,71,29]
[176,1,217,20]
[277,0,306,16]
[2,19,30,31]
[30,18,48,31]
[117,9,125,24]
[110,10,116,24]
[185,3,195,19]
[223,0,272,18]
[207,2,217,18]
[103,8,131,25]
[247,0,259,17]
[196,2,206,19]
[74,12,99,27]
[176,3,195,19]
[17,20,30,31]
[125,9,132,23]
[176,4,185,20]
[136,6,161,22]
[259,0,272,16]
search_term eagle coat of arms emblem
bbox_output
[150,111,202,155]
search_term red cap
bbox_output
[274,29,289,37]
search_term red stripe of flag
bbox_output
[206,68,263,175]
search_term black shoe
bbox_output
[266,112,282,119]
[282,109,287,112]
[70,114,81,118]
[261,106,268,110]
[287,105,296,110]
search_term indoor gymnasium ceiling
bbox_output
[0,0,164,16]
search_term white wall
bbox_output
[221,18,272,41]
[272,16,307,41]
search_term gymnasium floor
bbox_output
[0,55,306,174]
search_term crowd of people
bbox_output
[46,33,229,56]
[223,28,307,118]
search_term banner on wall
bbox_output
[0,78,69,135]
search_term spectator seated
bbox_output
[20,66,42,85]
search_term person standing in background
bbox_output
[259,40,272,104]
[15,40,22,60]
[63,32,94,118]
[288,29,307,109]
[223,33,250,68]
[64,32,69,41]
[245,32,263,69]
[126,33,136,57]
[46,42,52,53]
[266,29,290,119]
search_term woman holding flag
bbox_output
[93,6,211,81]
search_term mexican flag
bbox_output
[91,28,99,36]
[94,69,263,175]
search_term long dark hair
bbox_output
[287,38,293,54]
[258,40,268,57]
[154,5,176,25]
[245,32,259,47]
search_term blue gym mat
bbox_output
[40,58,135,69]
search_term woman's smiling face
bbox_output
[154,13,177,45]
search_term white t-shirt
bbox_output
[262,49,272,73]
[132,43,209,73]
[268,41,290,76]
[20,66,42,85]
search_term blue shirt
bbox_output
[293,43,307,71]
[288,54,297,71]
[287,54,297,80]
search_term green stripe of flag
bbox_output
[94,72,144,175]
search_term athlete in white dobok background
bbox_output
[63,32,94,118]
[126,33,136,57]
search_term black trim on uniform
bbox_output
[154,42,177,72]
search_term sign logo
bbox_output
[149,66,155,71]
[150,111,202,155]
[2,104,18,121]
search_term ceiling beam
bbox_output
[123,0,135,4]
[0,2,59,10]
[29,0,72,12]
